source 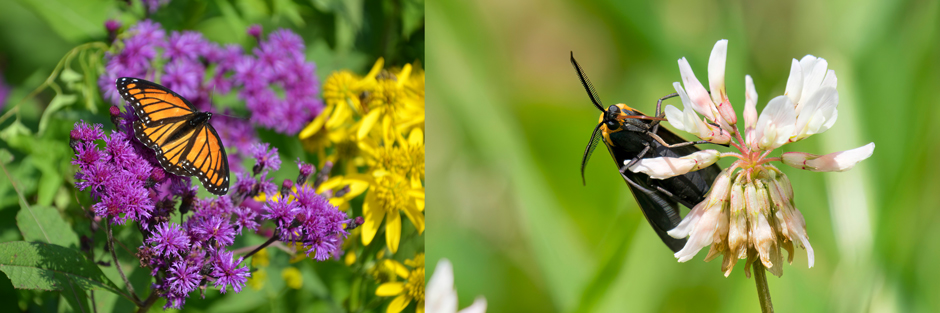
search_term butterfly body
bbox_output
[116,77,230,195]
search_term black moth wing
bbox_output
[607,121,721,253]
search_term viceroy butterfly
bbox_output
[116,77,230,195]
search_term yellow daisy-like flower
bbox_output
[247,268,267,291]
[316,174,371,211]
[376,253,425,313]
[357,63,425,141]
[281,267,303,289]
[358,169,425,253]
[299,58,385,158]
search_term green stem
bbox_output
[752,261,774,313]
[106,223,141,305]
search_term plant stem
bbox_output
[752,261,774,313]
[135,292,159,313]
[242,233,280,260]
[106,222,141,305]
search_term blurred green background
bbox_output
[428,0,939,312]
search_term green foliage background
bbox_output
[0,0,423,311]
[428,0,939,312]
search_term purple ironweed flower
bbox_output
[257,172,278,196]
[187,215,236,248]
[105,19,121,33]
[263,197,299,229]
[164,31,209,61]
[100,20,165,105]
[234,206,259,234]
[162,58,205,100]
[70,120,105,142]
[72,123,158,225]
[247,24,262,40]
[166,259,201,295]
[249,142,281,174]
[233,171,255,196]
[296,159,315,185]
[210,250,250,293]
[281,179,294,195]
[259,184,350,260]
[141,0,171,13]
[147,222,191,257]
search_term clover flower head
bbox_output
[635,39,875,277]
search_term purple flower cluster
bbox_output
[261,186,349,261]
[142,195,252,308]
[141,0,172,13]
[72,117,350,309]
[99,20,322,137]
[71,121,157,225]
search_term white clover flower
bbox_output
[426,259,487,313]
[633,39,874,277]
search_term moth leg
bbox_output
[646,132,711,149]
[650,92,679,134]
[621,144,652,171]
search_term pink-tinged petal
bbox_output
[784,59,803,106]
[669,168,733,239]
[667,83,713,140]
[752,96,796,150]
[707,40,728,106]
[707,40,728,105]
[708,40,737,125]
[678,57,716,121]
[744,75,758,131]
[674,199,723,262]
[781,142,874,172]
[727,181,747,261]
[668,201,704,239]
[627,150,720,179]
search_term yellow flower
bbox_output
[376,253,425,313]
[251,248,270,267]
[247,268,267,291]
[372,258,402,284]
[316,174,371,211]
[357,63,425,141]
[281,267,303,289]
[360,169,425,253]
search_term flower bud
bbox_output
[782,142,874,172]
[727,179,747,260]
[627,150,721,179]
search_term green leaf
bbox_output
[0,241,123,296]
[16,204,79,249]
[401,0,424,39]
[14,0,110,42]
[38,93,78,135]
[272,0,304,26]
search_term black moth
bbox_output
[572,52,722,252]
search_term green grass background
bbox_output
[427,0,940,312]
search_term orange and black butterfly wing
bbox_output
[116,77,196,126]
[116,77,230,195]
[179,123,230,195]
[132,118,197,177]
